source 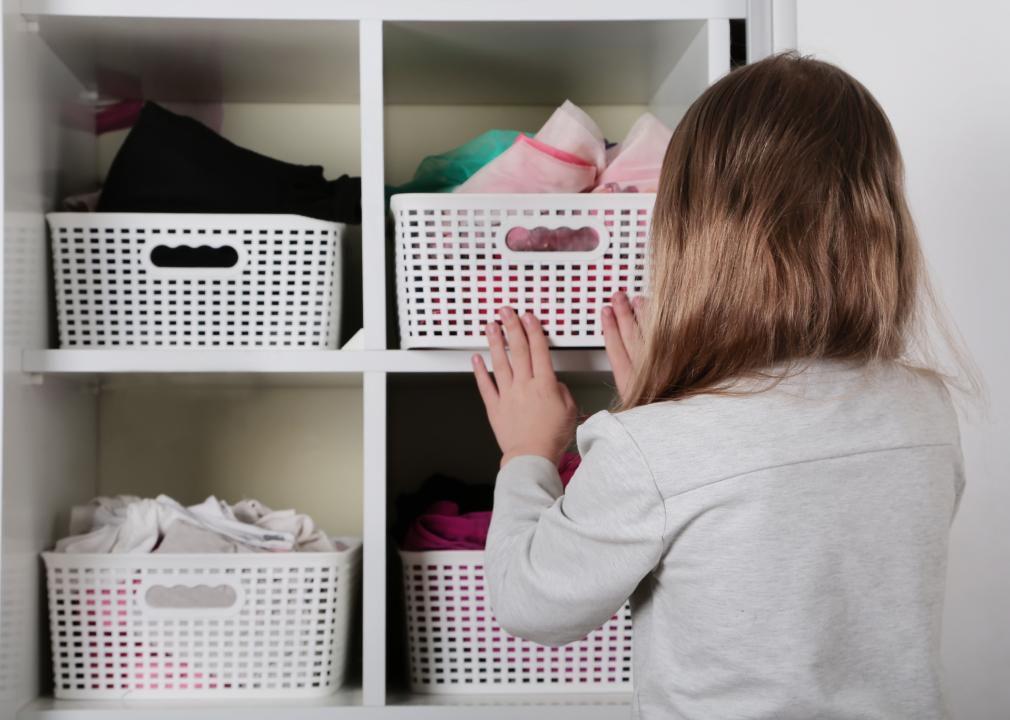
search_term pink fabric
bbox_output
[455,103,671,195]
[592,112,672,193]
[558,452,581,488]
[530,100,607,174]
[91,98,224,136]
[517,134,593,167]
[402,454,582,551]
[401,501,492,551]
[456,100,604,193]
[455,133,597,194]
[96,100,144,134]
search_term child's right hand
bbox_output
[601,291,645,404]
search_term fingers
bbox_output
[559,382,577,412]
[602,305,632,372]
[612,291,642,358]
[499,308,532,381]
[472,354,499,412]
[485,320,512,389]
[602,304,633,402]
[631,294,646,319]
[522,312,555,381]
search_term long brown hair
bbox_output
[623,53,953,409]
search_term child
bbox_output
[471,54,965,720]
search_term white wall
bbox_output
[98,383,364,538]
[95,102,652,186]
[797,2,1010,718]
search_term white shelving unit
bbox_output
[1,2,795,719]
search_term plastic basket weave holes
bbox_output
[400,550,632,694]
[393,195,654,348]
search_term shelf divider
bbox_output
[362,371,388,705]
[360,18,388,351]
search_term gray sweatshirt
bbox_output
[486,361,963,720]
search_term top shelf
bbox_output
[33,17,362,103]
[22,0,746,21]
[383,20,705,105]
[31,12,731,105]
[22,348,614,381]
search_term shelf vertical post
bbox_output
[360,19,387,351]
[746,0,796,61]
[360,16,389,706]
[361,371,387,705]
[706,19,731,83]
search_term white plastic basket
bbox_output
[400,549,633,694]
[391,194,654,348]
[43,539,361,700]
[47,212,343,348]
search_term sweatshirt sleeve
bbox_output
[484,410,666,646]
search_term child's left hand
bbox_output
[472,308,578,468]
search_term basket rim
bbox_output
[45,211,346,232]
[390,192,656,212]
[43,536,362,567]
[398,547,487,564]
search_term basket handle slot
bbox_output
[150,244,239,269]
[141,239,248,279]
[504,226,600,252]
[498,218,611,261]
[144,583,239,609]
[138,576,245,617]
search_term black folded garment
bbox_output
[98,102,361,224]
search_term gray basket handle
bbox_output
[138,576,245,618]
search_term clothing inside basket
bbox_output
[387,100,672,201]
[399,452,580,551]
[56,494,341,553]
[68,102,362,224]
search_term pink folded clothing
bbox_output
[401,501,492,551]
[593,112,673,193]
[401,453,582,552]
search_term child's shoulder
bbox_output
[598,361,960,488]
[609,388,759,435]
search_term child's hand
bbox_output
[602,291,645,404]
[472,308,578,468]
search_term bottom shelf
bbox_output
[19,688,362,719]
[20,691,630,719]
[388,691,631,716]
